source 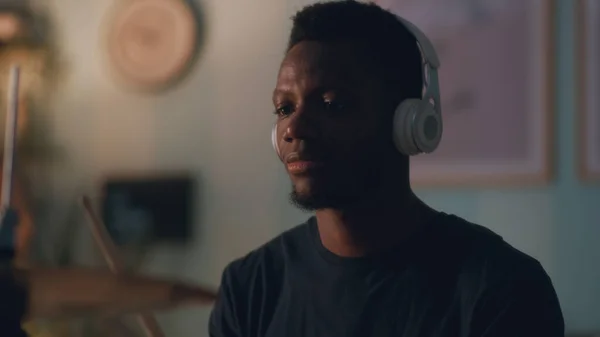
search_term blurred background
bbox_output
[1,0,599,336]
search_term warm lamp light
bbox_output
[0,13,22,41]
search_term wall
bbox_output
[34,0,599,335]
[415,0,600,331]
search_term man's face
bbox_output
[272,41,393,211]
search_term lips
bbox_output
[286,160,322,174]
[284,152,325,175]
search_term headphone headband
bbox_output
[396,16,441,118]
[395,16,440,68]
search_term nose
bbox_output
[282,108,318,145]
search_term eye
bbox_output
[323,99,345,112]
[274,104,294,117]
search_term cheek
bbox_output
[327,124,384,159]
[325,140,386,173]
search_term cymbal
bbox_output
[9,266,217,321]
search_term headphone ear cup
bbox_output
[412,102,442,154]
[392,99,421,156]
[393,99,443,156]
[271,122,280,158]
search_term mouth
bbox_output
[286,160,323,174]
[285,152,324,175]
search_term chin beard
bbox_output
[289,188,359,211]
[288,165,383,212]
[289,139,394,212]
[288,190,321,212]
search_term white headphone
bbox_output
[272,15,442,158]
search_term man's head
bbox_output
[272,0,422,211]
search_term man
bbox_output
[209,1,564,336]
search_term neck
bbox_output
[315,179,434,258]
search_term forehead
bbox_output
[275,41,371,93]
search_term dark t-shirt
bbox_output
[209,213,564,337]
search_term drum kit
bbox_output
[0,65,217,336]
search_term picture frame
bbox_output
[375,0,555,187]
[576,0,600,182]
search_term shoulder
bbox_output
[439,214,548,282]
[437,215,564,334]
[210,220,312,335]
[435,214,560,312]
[219,219,311,291]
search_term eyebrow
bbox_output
[272,89,290,103]
[272,84,359,103]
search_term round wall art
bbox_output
[105,0,199,92]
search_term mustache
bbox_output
[283,141,330,164]
[282,137,386,165]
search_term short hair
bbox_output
[287,0,423,101]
